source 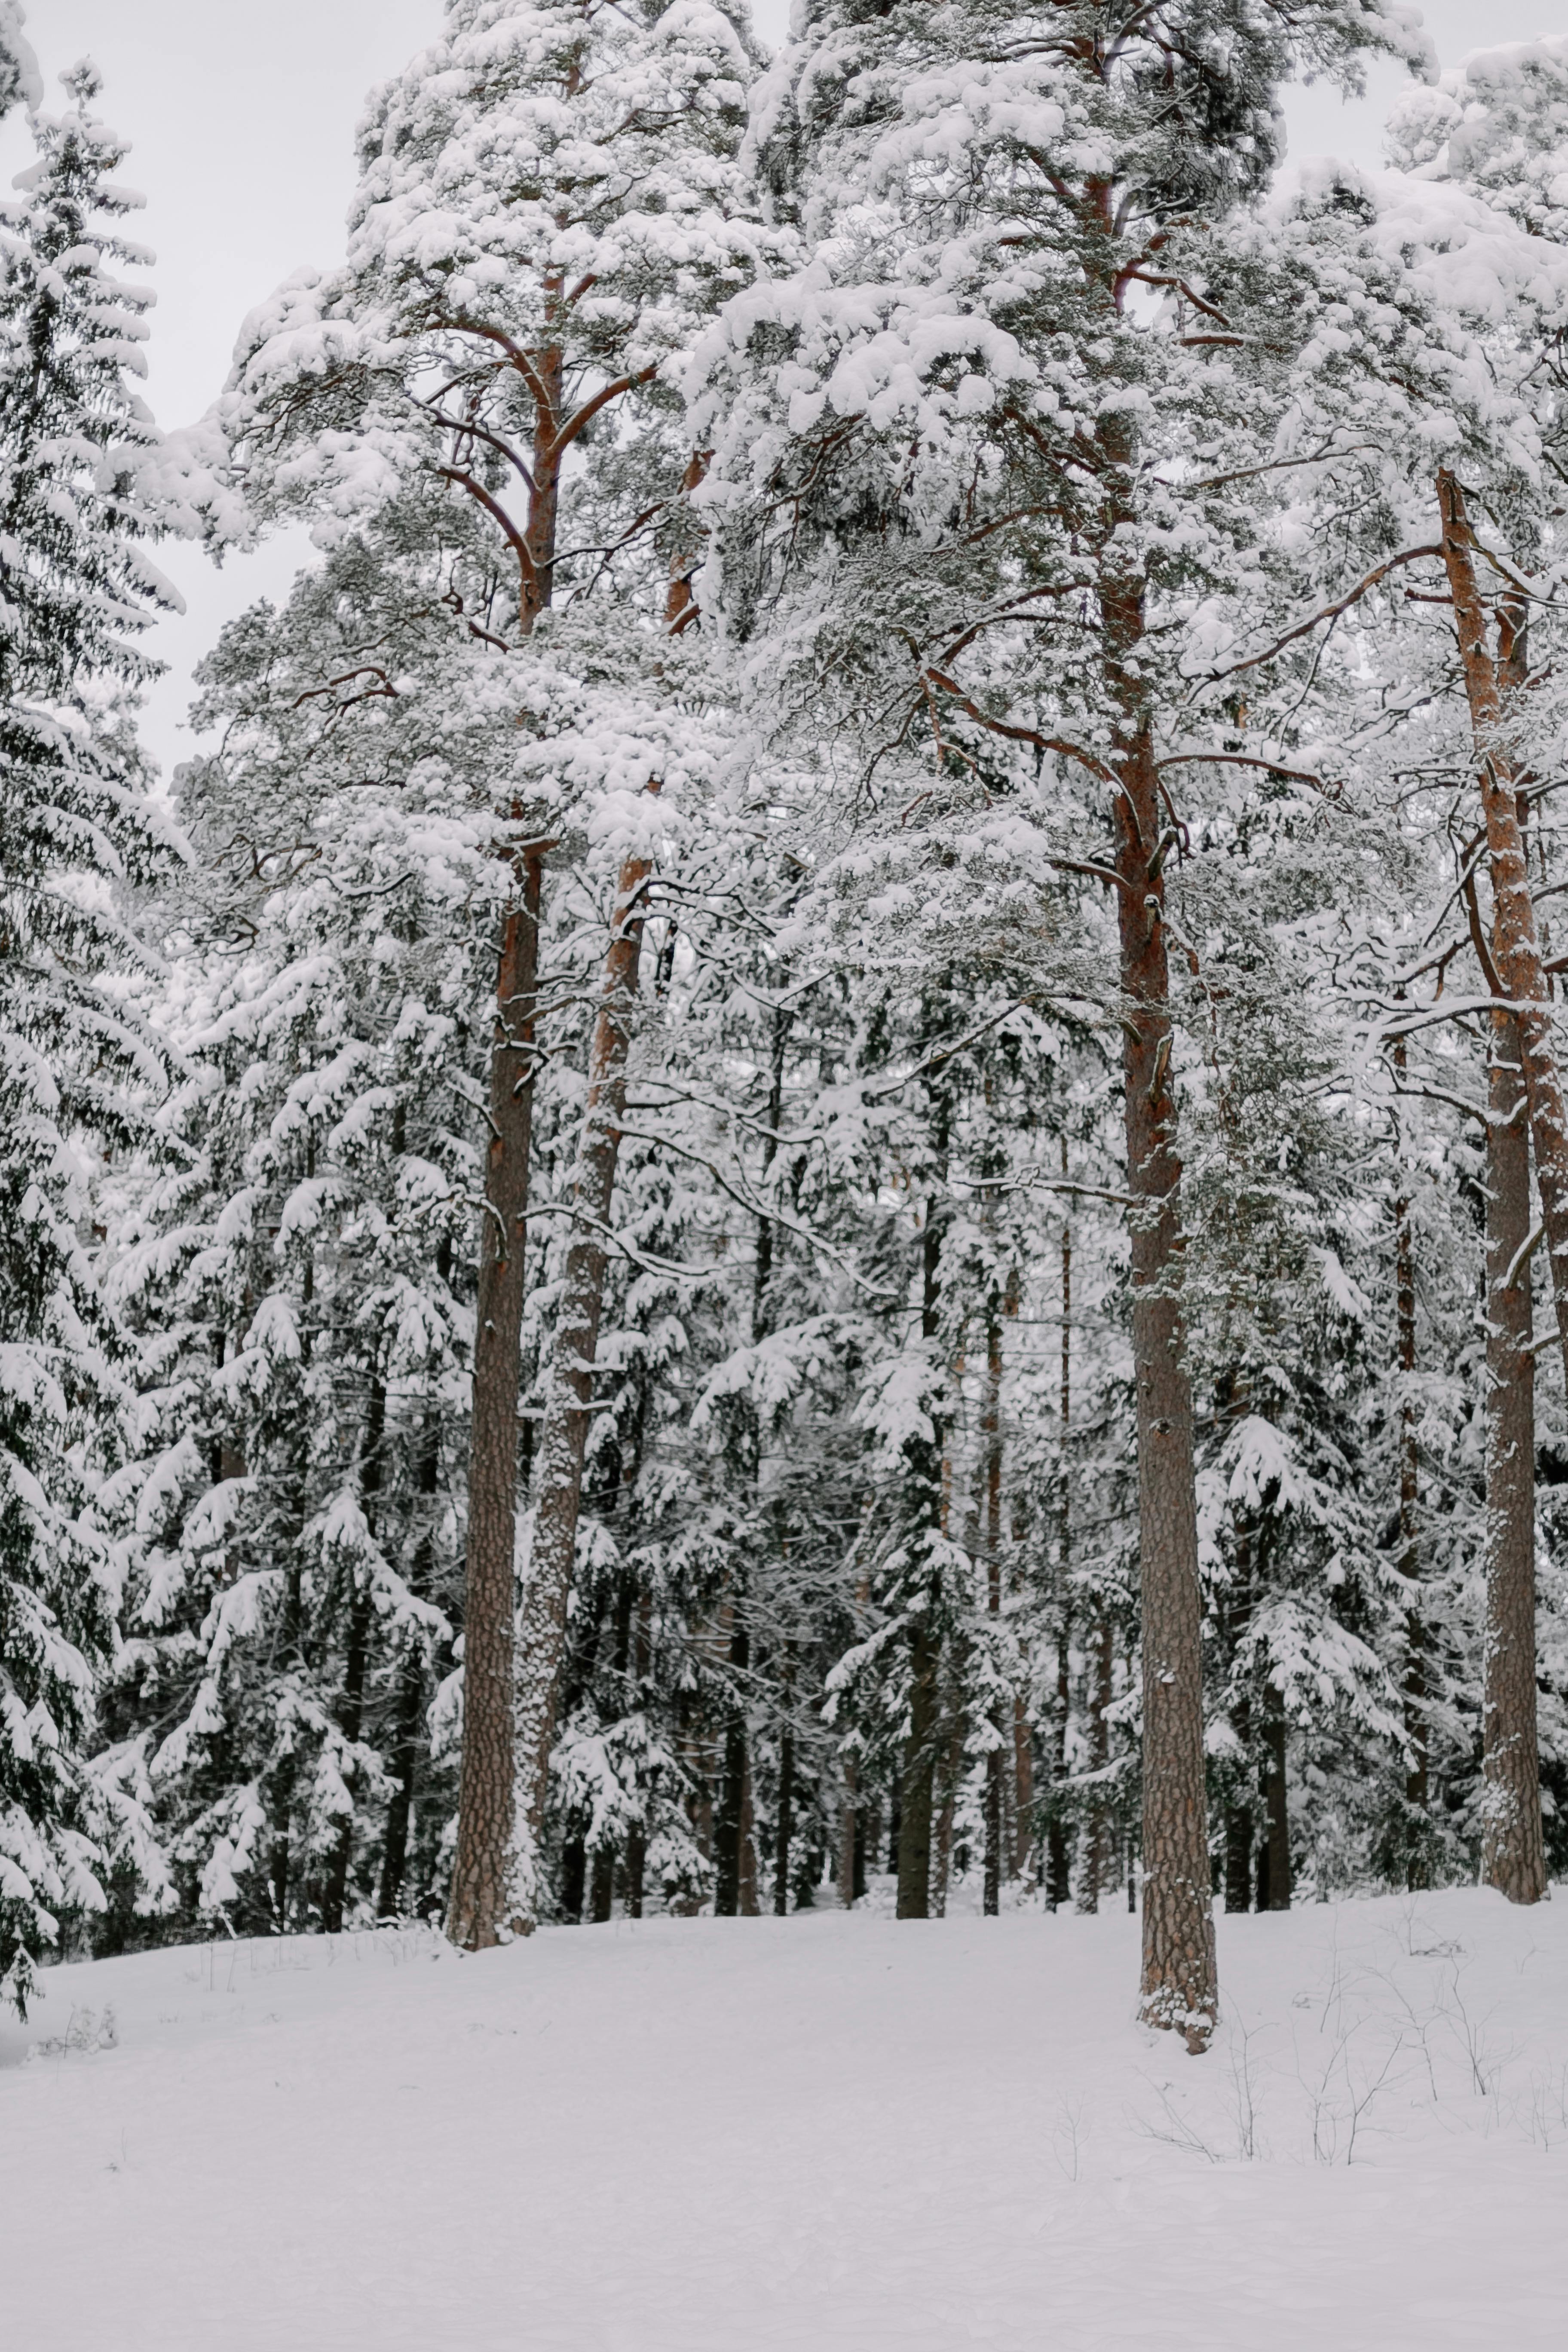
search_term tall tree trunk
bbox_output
[1438,471,1568,1385]
[1482,1031,1545,1902]
[1104,466,1216,2047]
[1392,1063,1427,1886]
[982,1277,1003,1917]
[447,851,542,1948]
[512,819,658,1926]
[1047,1185,1072,1910]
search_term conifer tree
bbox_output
[0,54,179,2006]
[695,0,1424,2041]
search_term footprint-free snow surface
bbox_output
[3,1886,1566,2349]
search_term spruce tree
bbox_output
[0,58,178,2006]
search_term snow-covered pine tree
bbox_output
[0,53,181,2005]
[100,501,514,1936]
[693,0,1429,2040]
[221,0,776,1945]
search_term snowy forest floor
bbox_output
[3,1887,1565,2350]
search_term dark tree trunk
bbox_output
[1482,1029,1545,1905]
[896,1623,937,1917]
[1261,1685,1291,1912]
[377,1643,426,1922]
[560,1836,585,1924]
[837,1755,858,1908]
[1223,1790,1252,1916]
[774,1719,795,1916]
[1104,479,1216,2046]
[1046,1624,1071,1911]
[715,1613,750,1917]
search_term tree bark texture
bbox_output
[1106,555,1216,2046]
[447,854,542,1949]
[1482,1026,1546,1905]
[511,818,657,1926]
[1439,472,1568,1388]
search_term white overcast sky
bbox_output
[0,0,1555,778]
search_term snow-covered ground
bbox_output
[4,1886,1565,2349]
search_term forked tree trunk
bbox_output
[1104,509,1216,2046]
[447,853,542,1948]
[511,813,658,1927]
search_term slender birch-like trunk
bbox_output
[1103,433,1216,2049]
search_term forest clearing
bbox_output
[5,1887,1565,2349]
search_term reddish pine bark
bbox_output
[1438,473,1568,1381]
[1482,1010,1544,1902]
[1102,458,1216,2048]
